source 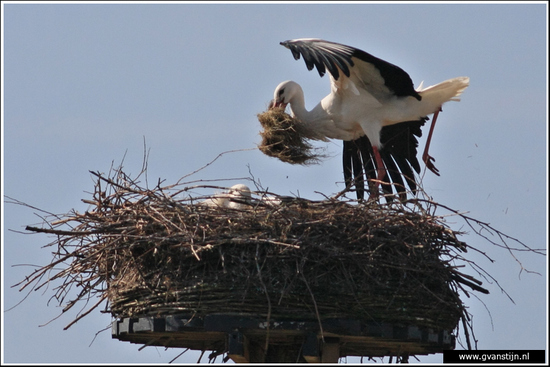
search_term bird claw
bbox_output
[423,153,440,176]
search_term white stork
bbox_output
[201,184,252,209]
[270,38,469,201]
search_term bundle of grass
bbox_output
[258,107,326,164]
[18,167,494,344]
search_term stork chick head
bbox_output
[228,184,252,200]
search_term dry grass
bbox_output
[258,108,326,165]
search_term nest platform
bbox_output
[22,169,489,362]
[112,314,454,362]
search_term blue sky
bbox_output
[2,2,547,364]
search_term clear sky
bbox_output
[2,1,547,364]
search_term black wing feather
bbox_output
[392,154,418,194]
[342,140,356,197]
[380,149,408,201]
[351,47,420,100]
[281,39,420,100]
[380,117,427,176]
[353,136,394,201]
[343,117,428,201]
[343,140,366,200]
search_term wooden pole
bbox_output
[321,337,340,363]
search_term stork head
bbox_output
[271,80,302,110]
[229,184,252,200]
[226,184,252,210]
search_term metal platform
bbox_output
[112,313,454,363]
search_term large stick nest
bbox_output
[20,167,491,336]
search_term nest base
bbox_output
[112,313,454,362]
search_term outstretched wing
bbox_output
[280,38,421,101]
[281,39,429,200]
[343,117,428,201]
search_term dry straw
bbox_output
[258,108,327,165]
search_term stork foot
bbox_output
[422,153,440,176]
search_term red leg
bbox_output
[422,108,442,176]
[369,146,387,200]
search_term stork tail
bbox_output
[416,76,470,114]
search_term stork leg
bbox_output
[422,108,442,176]
[369,145,387,201]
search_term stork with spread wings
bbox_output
[270,38,469,201]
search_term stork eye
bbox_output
[278,89,285,96]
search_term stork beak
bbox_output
[270,100,288,110]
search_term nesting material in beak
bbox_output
[257,107,325,165]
